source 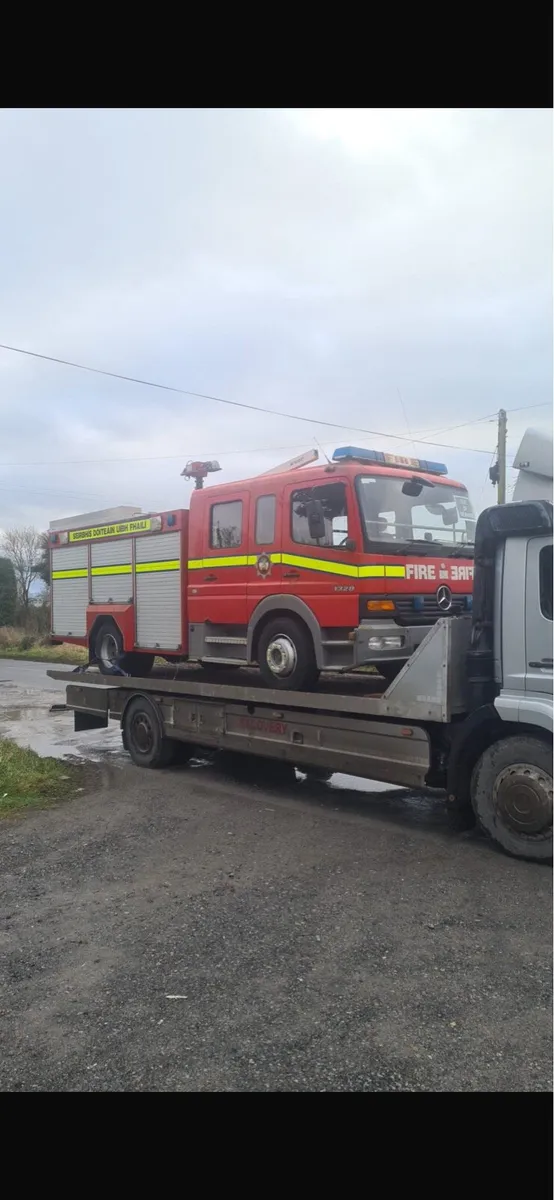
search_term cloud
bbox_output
[0,107,550,529]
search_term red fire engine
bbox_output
[49,446,476,690]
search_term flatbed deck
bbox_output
[48,614,471,724]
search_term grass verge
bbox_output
[0,643,88,665]
[0,737,84,816]
[0,641,168,668]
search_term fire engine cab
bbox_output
[49,447,476,690]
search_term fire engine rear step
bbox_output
[204,636,248,645]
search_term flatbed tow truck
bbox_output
[49,487,553,864]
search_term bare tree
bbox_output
[1,526,43,610]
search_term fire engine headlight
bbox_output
[367,635,405,651]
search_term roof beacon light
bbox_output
[181,460,222,490]
[332,446,448,476]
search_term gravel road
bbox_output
[0,744,551,1091]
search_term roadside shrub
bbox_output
[0,626,23,648]
[0,557,17,626]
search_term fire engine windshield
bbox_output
[356,474,476,553]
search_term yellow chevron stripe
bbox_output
[187,555,249,569]
[56,554,406,583]
[359,565,385,578]
[187,554,406,578]
[245,553,284,565]
[91,564,132,577]
[135,559,180,574]
[52,568,88,580]
[281,552,359,578]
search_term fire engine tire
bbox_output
[93,621,154,676]
[257,617,319,691]
[470,736,553,863]
[122,696,178,768]
[93,620,124,673]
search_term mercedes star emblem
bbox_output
[436,584,453,612]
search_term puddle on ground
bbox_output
[0,684,126,765]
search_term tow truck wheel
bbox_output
[257,617,319,691]
[122,696,177,768]
[471,736,553,863]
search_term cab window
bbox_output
[210,500,243,549]
[255,495,276,545]
[291,482,349,548]
[539,544,553,621]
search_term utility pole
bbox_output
[489,408,508,503]
[497,408,507,504]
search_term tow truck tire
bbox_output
[471,736,553,863]
[122,695,177,768]
[257,616,319,691]
[93,621,154,676]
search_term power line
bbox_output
[413,402,551,440]
[0,340,495,455]
[0,482,124,501]
[0,441,310,469]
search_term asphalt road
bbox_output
[0,658,68,692]
[0,658,552,1091]
[0,659,122,762]
[0,746,551,1090]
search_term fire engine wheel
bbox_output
[470,736,553,863]
[122,696,178,768]
[257,617,319,691]
[93,621,154,676]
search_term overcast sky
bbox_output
[0,107,551,532]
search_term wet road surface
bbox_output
[0,659,124,764]
[0,659,551,1091]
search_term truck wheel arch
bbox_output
[247,596,323,667]
[121,693,177,767]
[89,615,124,666]
[88,613,121,654]
[470,734,552,861]
[446,704,552,822]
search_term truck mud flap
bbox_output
[67,683,111,732]
[74,710,109,732]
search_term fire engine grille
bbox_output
[393,594,471,625]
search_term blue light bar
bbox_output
[332,446,448,475]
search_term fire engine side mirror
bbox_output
[307,500,326,541]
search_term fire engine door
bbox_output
[280,477,360,625]
[247,491,282,617]
[196,490,250,628]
